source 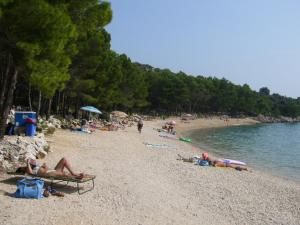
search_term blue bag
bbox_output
[198,160,209,166]
[14,178,44,199]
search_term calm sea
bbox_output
[187,123,300,181]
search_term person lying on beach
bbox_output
[177,153,247,170]
[70,125,95,133]
[177,154,198,163]
[201,152,247,171]
[17,157,85,179]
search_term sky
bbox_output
[106,0,300,98]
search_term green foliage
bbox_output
[1,0,76,98]
[63,1,113,112]
[2,0,300,119]
[0,0,11,17]
[30,60,70,98]
[45,126,56,135]
[259,87,270,96]
[117,55,148,109]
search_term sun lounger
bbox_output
[8,172,96,195]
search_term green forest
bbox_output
[1,0,300,136]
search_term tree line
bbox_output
[1,0,300,137]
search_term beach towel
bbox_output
[159,134,178,140]
[179,137,192,143]
[143,142,176,149]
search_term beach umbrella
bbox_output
[80,106,102,114]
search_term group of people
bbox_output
[70,119,95,133]
[139,119,246,171]
[162,121,176,134]
[19,152,245,182]
[16,118,244,177]
[12,117,246,200]
[137,119,176,134]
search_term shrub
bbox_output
[45,127,56,135]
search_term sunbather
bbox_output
[18,157,84,179]
[177,154,197,163]
[177,153,247,170]
[202,152,247,170]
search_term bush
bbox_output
[36,126,43,133]
[45,127,55,135]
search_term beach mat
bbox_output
[143,142,176,149]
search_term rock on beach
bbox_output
[0,133,49,172]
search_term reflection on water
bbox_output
[188,123,300,181]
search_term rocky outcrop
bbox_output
[0,133,49,172]
[255,114,300,123]
[47,116,62,128]
[38,116,61,129]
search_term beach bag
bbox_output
[198,160,209,166]
[14,178,44,199]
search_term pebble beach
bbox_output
[0,118,299,225]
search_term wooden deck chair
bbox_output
[8,172,96,195]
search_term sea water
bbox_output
[188,123,300,181]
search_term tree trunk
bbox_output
[37,90,42,118]
[75,97,79,119]
[41,98,47,118]
[56,91,60,115]
[66,97,70,116]
[62,92,65,117]
[46,97,52,119]
[0,54,11,112]
[28,85,32,111]
[0,66,18,138]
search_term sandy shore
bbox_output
[174,117,259,134]
[0,118,299,225]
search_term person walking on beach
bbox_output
[137,119,143,133]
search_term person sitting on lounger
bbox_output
[18,157,84,179]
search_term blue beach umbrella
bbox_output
[80,106,102,114]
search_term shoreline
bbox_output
[174,116,260,135]
[173,116,258,163]
[0,117,299,225]
[175,117,300,183]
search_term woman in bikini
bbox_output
[24,157,84,179]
